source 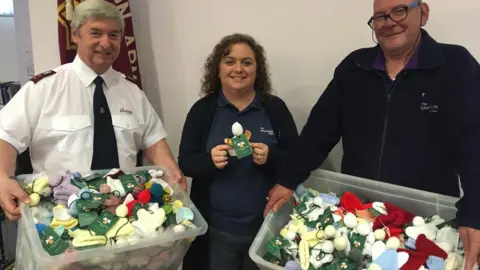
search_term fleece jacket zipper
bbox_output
[374,71,407,180]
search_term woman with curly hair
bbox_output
[179,33,298,270]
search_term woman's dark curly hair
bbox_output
[200,33,272,99]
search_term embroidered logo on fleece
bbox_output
[420,92,439,113]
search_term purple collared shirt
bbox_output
[372,45,420,71]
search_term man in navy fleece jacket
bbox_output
[265,0,480,268]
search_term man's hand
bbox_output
[250,143,269,165]
[460,226,480,269]
[144,139,189,192]
[0,175,30,220]
[263,184,294,217]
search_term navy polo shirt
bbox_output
[206,91,278,236]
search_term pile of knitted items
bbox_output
[263,184,466,270]
[20,168,197,269]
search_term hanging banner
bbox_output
[57,0,142,88]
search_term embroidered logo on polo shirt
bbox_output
[120,108,132,115]
[260,127,274,136]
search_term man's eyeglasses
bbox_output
[367,1,421,30]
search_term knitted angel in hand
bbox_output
[224,122,253,159]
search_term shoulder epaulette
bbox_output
[124,76,143,89]
[125,76,137,84]
[30,70,56,84]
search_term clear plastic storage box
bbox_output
[15,166,208,270]
[249,169,459,270]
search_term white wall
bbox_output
[130,0,480,172]
[28,0,58,76]
[27,0,480,172]
[13,0,33,85]
[0,16,19,82]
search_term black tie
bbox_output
[91,76,120,170]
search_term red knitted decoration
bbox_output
[125,200,139,217]
[416,234,448,259]
[373,202,415,230]
[398,248,429,270]
[340,192,369,213]
[138,190,152,204]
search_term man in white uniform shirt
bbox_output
[0,0,186,220]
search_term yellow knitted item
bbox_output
[145,182,152,190]
[172,200,183,214]
[29,193,41,206]
[50,217,78,230]
[72,236,108,247]
[27,177,50,206]
[106,218,135,238]
[301,229,323,242]
[69,229,94,239]
[28,177,49,193]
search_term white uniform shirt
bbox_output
[0,56,167,173]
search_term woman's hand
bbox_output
[211,144,231,169]
[264,184,293,217]
[250,143,269,165]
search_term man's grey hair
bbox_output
[70,0,124,34]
